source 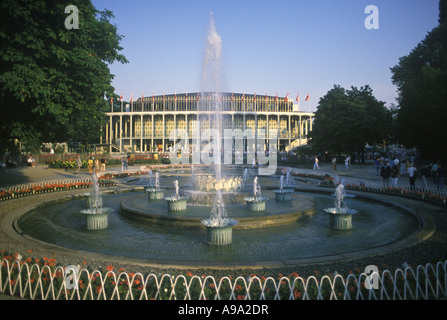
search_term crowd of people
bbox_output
[376,157,444,192]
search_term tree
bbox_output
[390,0,447,161]
[0,0,128,153]
[309,85,392,161]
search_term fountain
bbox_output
[324,184,358,230]
[80,173,112,230]
[165,180,188,212]
[7,13,427,267]
[147,172,165,200]
[244,177,267,211]
[274,175,294,201]
[201,191,238,245]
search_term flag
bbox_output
[296,93,300,102]
[253,92,256,102]
[265,93,268,101]
[110,97,113,106]
[197,92,200,101]
[163,92,165,102]
[119,93,123,102]
[284,93,289,102]
[275,93,278,101]
[130,92,133,103]
[142,91,144,103]
[231,92,234,102]
[242,92,245,100]
[305,93,310,101]
[175,91,177,100]
[152,91,154,103]
[186,91,188,102]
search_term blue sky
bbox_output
[91,0,440,112]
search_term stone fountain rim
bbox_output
[1,186,435,270]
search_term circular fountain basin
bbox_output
[15,191,423,266]
[120,190,315,229]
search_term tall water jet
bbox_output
[200,12,223,181]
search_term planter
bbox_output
[206,225,233,246]
[274,190,293,201]
[245,198,266,211]
[166,198,188,212]
[148,189,165,200]
[328,213,353,230]
[85,213,109,230]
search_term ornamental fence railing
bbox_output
[1,259,446,300]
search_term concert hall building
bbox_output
[104,92,314,154]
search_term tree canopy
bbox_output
[308,85,393,157]
[0,0,128,153]
[390,0,447,161]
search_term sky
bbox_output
[91,0,441,112]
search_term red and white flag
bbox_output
[253,92,256,102]
[296,93,300,102]
[119,93,123,102]
[284,93,289,102]
[305,93,310,101]
[275,93,278,101]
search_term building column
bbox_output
[119,115,122,153]
[140,114,143,153]
[130,115,133,152]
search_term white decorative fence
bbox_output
[1,259,446,300]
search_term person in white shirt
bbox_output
[407,163,417,191]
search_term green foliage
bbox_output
[309,85,393,155]
[391,0,447,161]
[0,0,128,151]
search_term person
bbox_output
[380,162,391,188]
[391,163,399,188]
[331,157,337,170]
[121,157,128,172]
[94,157,100,173]
[344,155,350,170]
[374,158,380,176]
[431,162,439,185]
[313,156,320,170]
[407,163,417,191]
[420,163,431,190]
[87,157,94,175]
[76,155,82,174]
[100,156,106,173]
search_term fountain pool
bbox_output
[16,186,422,266]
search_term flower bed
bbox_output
[0,178,116,201]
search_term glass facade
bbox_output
[105,92,314,153]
